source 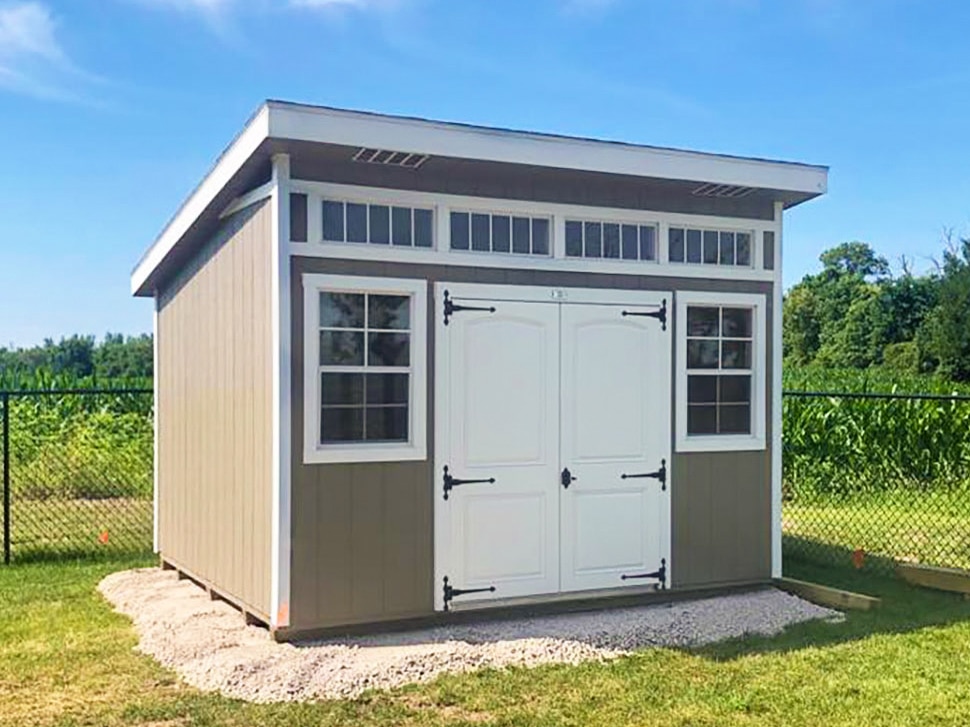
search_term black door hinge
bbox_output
[442,466,495,500]
[621,298,667,331]
[443,290,497,325]
[621,558,667,590]
[621,459,667,491]
[443,576,496,611]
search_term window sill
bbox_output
[675,434,766,454]
[303,442,427,465]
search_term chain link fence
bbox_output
[782,390,970,574]
[1,388,154,563]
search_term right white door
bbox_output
[559,300,671,592]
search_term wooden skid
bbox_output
[774,577,880,611]
[897,562,970,596]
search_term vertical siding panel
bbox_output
[382,463,417,613]
[318,466,353,620]
[351,465,385,618]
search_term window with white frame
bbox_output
[669,227,753,267]
[565,219,657,261]
[676,292,766,452]
[303,275,427,463]
[449,210,550,256]
[322,199,434,248]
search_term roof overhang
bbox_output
[131,101,828,297]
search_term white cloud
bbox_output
[0,1,93,100]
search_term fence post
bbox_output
[2,392,9,565]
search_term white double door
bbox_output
[435,284,670,610]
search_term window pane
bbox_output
[346,203,368,243]
[320,292,364,328]
[414,208,433,248]
[320,331,364,366]
[584,222,602,258]
[365,373,409,405]
[639,226,657,261]
[722,308,752,338]
[719,404,751,434]
[290,193,308,243]
[531,218,550,255]
[736,232,751,266]
[622,224,639,260]
[720,375,751,403]
[450,212,469,250]
[492,215,511,253]
[703,230,719,264]
[686,306,719,337]
[369,205,390,245]
[686,229,702,263]
[687,339,719,368]
[512,217,531,254]
[321,407,363,443]
[364,406,408,441]
[721,341,752,369]
[603,223,620,259]
[565,220,583,257]
[763,230,775,270]
[719,232,735,265]
[392,207,413,246]
[688,405,717,435]
[321,373,363,405]
[687,375,717,403]
[322,201,345,242]
[368,295,410,330]
[669,228,685,262]
[471,213,490,251]
[368,332,410,366]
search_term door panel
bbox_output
[560,302,670,592]
[439,300,561,604]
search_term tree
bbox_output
[917,238,970,380]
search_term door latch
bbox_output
[561,467,577,488]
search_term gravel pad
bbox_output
[99,568,840,702]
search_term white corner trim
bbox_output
[270,153,292,629]
[674,290,768,454]
[771,203,784,578]
[302,273,428,465]
[219,180,275,220]
[131,105,271,296]
[152,295,159,554]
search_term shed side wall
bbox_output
[289,256,772,630]
[157,200,274,618]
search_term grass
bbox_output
[3,557,970,726]
[784,489,970,570]
[9,498,151,562]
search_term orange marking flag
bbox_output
[98,530,110,545]
[852,548,865,569]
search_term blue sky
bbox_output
[0,0,967,347]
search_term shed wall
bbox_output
[289,256,773,630]
[157,200,275,618]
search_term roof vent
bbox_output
[353,147,430,169]
[692,183,756,198]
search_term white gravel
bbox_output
[98,568,840,703]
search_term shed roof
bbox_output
[131,100,828,297]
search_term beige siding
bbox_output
[157,200,274,619]
[290,256,773,630]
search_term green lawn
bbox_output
[784,490,970,570]
[3,557,970,726]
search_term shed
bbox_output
[132,101,827,639]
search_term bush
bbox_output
[881,341,920,373]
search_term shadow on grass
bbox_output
[695,543,970,662]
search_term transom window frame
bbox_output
[302,274,428,464]
[675,291,767,453]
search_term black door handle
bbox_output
[561,467,577,488]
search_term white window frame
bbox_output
[675,291,767,453]
[302,273,428,464]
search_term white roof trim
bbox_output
[131,101,828,296]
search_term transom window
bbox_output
[565,220,657,261]
[322,199,434,248]
[669,228,752,267]
[450,211,550,256]
[304,275,428,464]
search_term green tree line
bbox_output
[0,333,152,388]
[784,238,970,380]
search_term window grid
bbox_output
[565,219,658,261]
[449,210,551,256]
[669,227,753,267]
[322,199,434,248]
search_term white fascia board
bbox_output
[267,103,828,196]
[130,105,271,296]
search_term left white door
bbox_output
[435,295,561,608]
